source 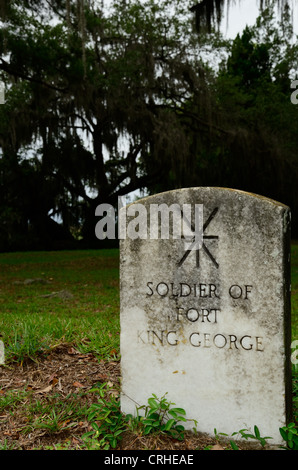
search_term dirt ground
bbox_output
[0,346,279,450]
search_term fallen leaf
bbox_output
[4,430,19,438]
[72,437,81,446]
[48,372,58,384]
[67,347,79,355]
[72,381,84,388]
[77,421,89,430]
[210,444,224,450]
[36,385,53,394]
[58,419,71,428]
[58,378,63,392]
[78,353,93,360]
[98,374,108,381]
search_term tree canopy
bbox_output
[0,0,298,250]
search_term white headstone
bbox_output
[120,187,292,445]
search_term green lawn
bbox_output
[0,249,120,363]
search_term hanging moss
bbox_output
[190,0,224,32]
[190,0,293,32]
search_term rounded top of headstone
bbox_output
[124,187,290,211]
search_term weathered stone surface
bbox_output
[120,187,292,444]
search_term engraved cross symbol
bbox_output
[178,207,219,269]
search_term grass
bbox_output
[0,249,120,363]
[0,245,297,450]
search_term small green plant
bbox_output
[212,425,273,449]
[213,427,228,441]
[82,382,126,450]
[231,425,272,448]
[229,440,240,450]
[213,428,239,449]
[279,422,298,450]
[127,393,196,441]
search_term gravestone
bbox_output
[120,187,292,444]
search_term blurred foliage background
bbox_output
[0,0,298,250]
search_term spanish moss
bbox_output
[190,0,294,32]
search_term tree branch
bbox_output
[0,58,67,93]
